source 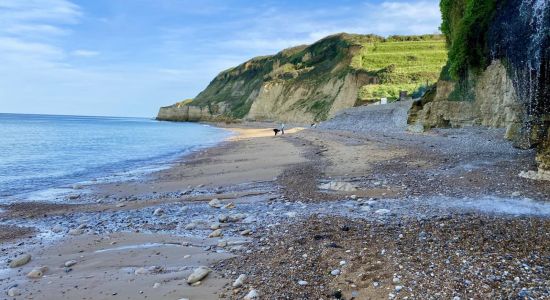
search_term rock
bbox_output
[27,266,47,278]
[350,194,357,199]
[153,282,161,288]
[298,280,308,286]
[331,269,341,276]
[511,191,521,197]
[339,260,346,266]
[210,223,221,230]
[153,208,164,216]
[240,229,252,236]
[395,285,404,292]
[68,228,83,235]
[184,223,197,230]
[64,260,77,267]
[318,181,357,192]
[217,241,228,247]
[208,229,223,238]
[7,287,21,297]
[187,266,211,284]
[116,203,126,207]
[375,209,390,215]
[183,255,191,259]
[223,202,235,209]
[68,194,80,200]
[51,225,65,233]
[218,214,228,222]
[227,213,247,222]
[209,198,222,208]
[244,289,259,300]
[232,274,247,288]
[284,211,297,218]
[135,267,149,275]
[9,253,31,268]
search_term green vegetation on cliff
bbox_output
[440,0,497,79]
[351,36,447,101]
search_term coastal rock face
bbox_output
[408,61,521,135]
[157,33,446,123]
[409,0,549,175]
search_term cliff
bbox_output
[157,33,446,123]
[408,0,549,178]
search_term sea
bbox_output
[0,113,232,202]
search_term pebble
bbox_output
[244,289,259,300]
[184,223,197,230]
[210,223,221,230]
[27,266,48,278]
[187,266,211,284]
[153,208,164,216]
[209,198,222,208]
[64,260,77,267]
[68,228,83,235]
[116,203,126,207]
[223,202,235,209]
[331,269,341,276]
[298,280,308,286]
[135,267,149,275]
[218,214,228,222]
[339,260,346,266]
[51,225,65,233]
[7,287,21,297]
[183,255,191,259]
[9,253,31,268]
[240,229,252,236]
[153,282,161,288]
[208,229,223,238]
[395,285,403,292]
[232,274,247,288]
[375,209,391,215]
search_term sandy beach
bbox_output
[1,122,549,299]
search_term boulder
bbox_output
[9,253,31,268]
[187,266,212,284]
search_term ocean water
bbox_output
[0,113,231,201]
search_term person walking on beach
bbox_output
[281,123,285,135]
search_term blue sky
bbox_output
[0,0,441,117]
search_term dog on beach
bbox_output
[273,128,281,136]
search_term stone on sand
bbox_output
[153,208,164,216]
[244,289,259,300]
[209,198,222,208]
[298,280,308,286]
[27,266,48,278]
[210,223,221,230]
[187,266,212,284]
[227,213,246,222]
[223,202,235,209]
[240,229,252,236]
[208,229,223,238]
[184,223,197,230]
[7,287,21,297]
[9,253,31,268]
[52,225,65,233]
[64,260,77,267]
[68,228,83,235]
[318,181,357,192]
[232,274,247,288]
[218,214,228,222]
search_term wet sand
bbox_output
[1,123,549,299]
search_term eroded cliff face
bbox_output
[408,61,522,137]
[409,0,549,178]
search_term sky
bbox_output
[0,0,441,117]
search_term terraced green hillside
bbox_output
[351,36,447,101]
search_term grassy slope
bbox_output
[351,36,448,101]
[185,34,448,119]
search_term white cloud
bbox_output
[72,49,100,57]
